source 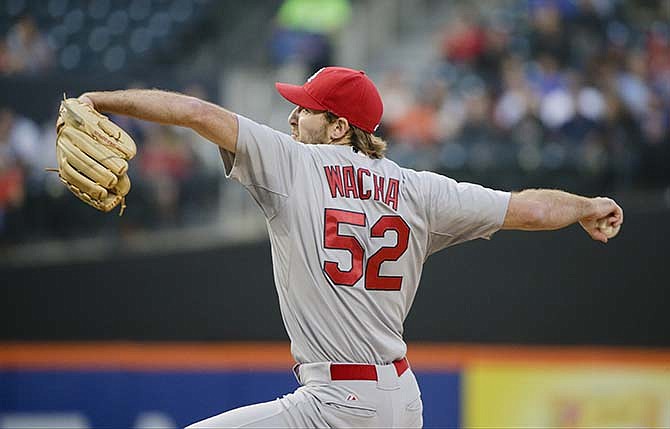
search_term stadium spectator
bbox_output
[4,15,54,75]
[377,70,413,138]
[138,125,194,227]
[386,79,447,170]
[494,56,535,131]
[0,108,40,176]
[528,1,570,65]
[439,13,487,65]
[271,0,351,73]
[389,83,445,148]
[565,0,609,67]
[0,109,26,238]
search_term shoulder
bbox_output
[237,115,291,143]
[394,164,452,186]
[237,115,310,154]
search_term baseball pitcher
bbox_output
[74,67,623,428]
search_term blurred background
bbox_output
[1,0,669,427]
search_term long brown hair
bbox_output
[325,112,387,159]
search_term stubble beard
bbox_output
[295,128,329,146]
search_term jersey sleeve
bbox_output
[418,171,511,255]
[219,114,304,219]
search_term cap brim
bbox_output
[275,82,327,111]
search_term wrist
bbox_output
[581,197,598,219]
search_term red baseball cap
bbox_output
[275,66,384,134]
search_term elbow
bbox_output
[504,192,552,231]
[178,96,238,153]
[507,198,547,230]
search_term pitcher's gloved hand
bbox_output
[52,97,137,214]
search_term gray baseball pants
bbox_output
[186,360,423,428]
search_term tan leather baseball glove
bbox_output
[53,98,136,214]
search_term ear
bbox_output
[328,117,350,141]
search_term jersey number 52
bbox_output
[323,208,410,291]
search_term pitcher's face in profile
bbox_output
[288,106,330,145]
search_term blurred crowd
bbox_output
[1,0,215,75]
[378,0,670,190]
[0,3,224,245]
[0,83,222,245]
[2,0,670,246]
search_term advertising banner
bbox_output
[464,364,670,428]
[0,370,297,428]
[0,370,460,428]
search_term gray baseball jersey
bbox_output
[220,115,510,366]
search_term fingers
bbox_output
[609,214,622,227]
[580,219,608,243]
[599,197,624,227]
[591,229,608,244]
[583,197,622,243]
[606,201,623,227]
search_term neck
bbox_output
[329,135,352,147]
